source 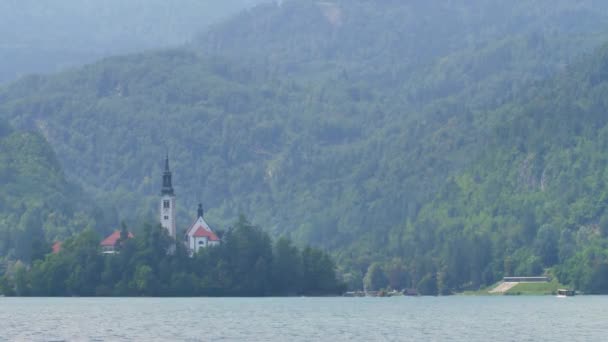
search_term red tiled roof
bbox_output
[100,231,134,247]
[192,226,220,241]
[52,241,62,254]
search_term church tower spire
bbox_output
[160,154,176,239]
[161,154,174,196]
[198,203,204,218]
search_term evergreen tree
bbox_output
[363,263,388,291]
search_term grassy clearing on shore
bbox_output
[459,283,502,296]
[458,279,566,296]
[504,280,564,295]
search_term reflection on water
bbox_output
[0,296,606,341]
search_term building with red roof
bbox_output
[52,241,62,254]
[100,230,134,254]
[156,156,221,255]
[185,204,220,254]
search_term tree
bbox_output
[0,274,14,296]
[534,224,559,266]
[272,237,302,295]
[386,259,409,290]
[417,273,438,296]
[301,247,343,295]
[363,263,388,291]
[219,215,274,296]
[12,262,29,296]
[14,208,48,263]
[118,221,129,249]
[6,215,344,297]
[587,263,608,294]
[132,265,156,295]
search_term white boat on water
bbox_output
[557,289,575,297]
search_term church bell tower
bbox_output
[160,154,176,238]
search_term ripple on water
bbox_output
[0,296,607,341]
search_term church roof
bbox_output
[100,231,134,247]
[186,216,219,241]
[192,226,220,241]
[52,241,62,254]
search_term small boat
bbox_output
[557,289,575,297]
[402,288,419,296]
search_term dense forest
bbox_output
[0,216,343,297]
[0,0,267,83]
[0,120,113,268]
[0,217,344,297]
[3,0,608,294]
[400,46,608,294]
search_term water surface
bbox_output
[0,296,606,341]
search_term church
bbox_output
[160,156,220,254]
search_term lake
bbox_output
[0,296,606,341]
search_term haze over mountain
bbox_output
[0,0,268,83]
[3,0,608,293]
[0,120,107,264]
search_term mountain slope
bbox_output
[395,44,608,293]
[0,0,268,83]
[3,0,608,290]
[0,121,112,263]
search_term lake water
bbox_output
[0,296,606,341]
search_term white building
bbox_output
[160,155,176,239]
[159,156,220,254]
[184,204,220,253]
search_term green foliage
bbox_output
[417,274,438,296]
[0,121,111,263]
[2,217,344,297]
[587,263,608,294]
[407,42,608,293]
[5,0,608,294]
[505,279,564,296]
[363,263,387,291]
[385,259,410,291]
[3,0,608,259]
[272,237,303,295]
[300,246,343,295]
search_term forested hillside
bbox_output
[375,45,608,294]
[0,121,111,264]
[0,0,267,83]
[3,0,608,292]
